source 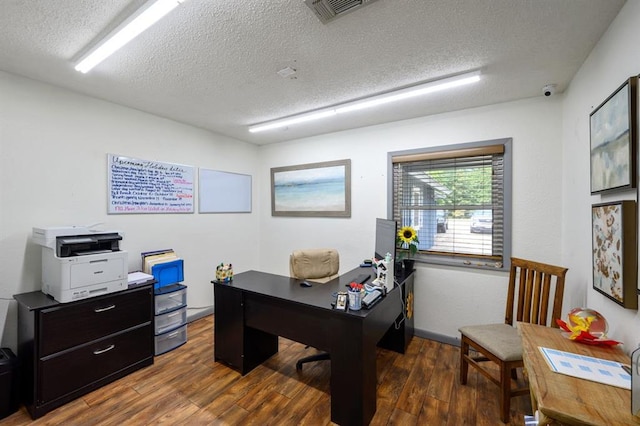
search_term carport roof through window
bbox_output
[390,139,511,271]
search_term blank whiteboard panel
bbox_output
[199,169,252,213]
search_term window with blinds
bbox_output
[390,138,512,270]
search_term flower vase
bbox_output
[403,258,415,272]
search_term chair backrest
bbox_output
[505,257,568,328]
[290,248,339,283]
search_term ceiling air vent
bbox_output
[304,0,380,24]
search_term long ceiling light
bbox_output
[248,70,481,133]
[75,0,187,74]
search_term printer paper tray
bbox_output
[74,250,115,256]
[70,254,125,288]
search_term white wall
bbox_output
[257,96,564,341]
[562,0,640,353]
[0,71,260,350]
[5,0,640,353]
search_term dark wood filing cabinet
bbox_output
[14,285,154,419]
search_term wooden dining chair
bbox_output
[458,257,568,423]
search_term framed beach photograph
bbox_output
[589,77,637,194]
[271,159,351,217]
[591,200,637,309]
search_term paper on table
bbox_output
[128,271,154,285]
[539,346,631,389]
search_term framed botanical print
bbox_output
[592,200,637,308]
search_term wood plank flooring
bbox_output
[3,315,532,425]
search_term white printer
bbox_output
[33,226,128,303]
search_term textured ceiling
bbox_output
[0,0,626,145]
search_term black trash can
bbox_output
[0,348,19,420]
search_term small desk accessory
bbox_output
[334,292,347,311]
[372,257,394,293]
[215,263,233,282]
[347,283,364,310]
[555,307,621,346]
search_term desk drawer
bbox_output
[39,286,153,356]
[38,324,152,404]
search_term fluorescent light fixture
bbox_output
[249,70,481,133]
[75,0,186,73]
[249,110,337,133]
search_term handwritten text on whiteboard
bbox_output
[108,154,195,214]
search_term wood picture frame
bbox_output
[590,77,637,194]
[271,159,351,217]
[591,200,637,309]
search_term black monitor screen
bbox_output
[374,218,397,261]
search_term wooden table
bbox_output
[519,322,640,425]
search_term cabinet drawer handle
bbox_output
[94,304,116,313]
[167,331,179,339]
[167,311,181,318]
[93,344,115,355]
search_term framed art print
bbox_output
[590,77,637,194]
[271,159,351,217]
[592,200,637,309]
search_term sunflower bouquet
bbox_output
[396,225,419,259]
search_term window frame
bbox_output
[387,138,512,271]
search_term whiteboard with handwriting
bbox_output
[108,154,195,214]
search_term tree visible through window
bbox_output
[390,138,511,270]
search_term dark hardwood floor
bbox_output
[3,315,532,425]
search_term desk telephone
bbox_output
[351,273,383,308]
[362,289,382,308]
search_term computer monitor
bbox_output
[374,218,397,261]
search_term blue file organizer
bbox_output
[151,259,184,289]
[149,258,187,355]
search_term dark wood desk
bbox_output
[213,268,414,426]
[520,322,640,425]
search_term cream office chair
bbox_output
[458,257,568,423]
[289,248,339,370]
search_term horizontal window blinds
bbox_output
[392,144,505,265]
